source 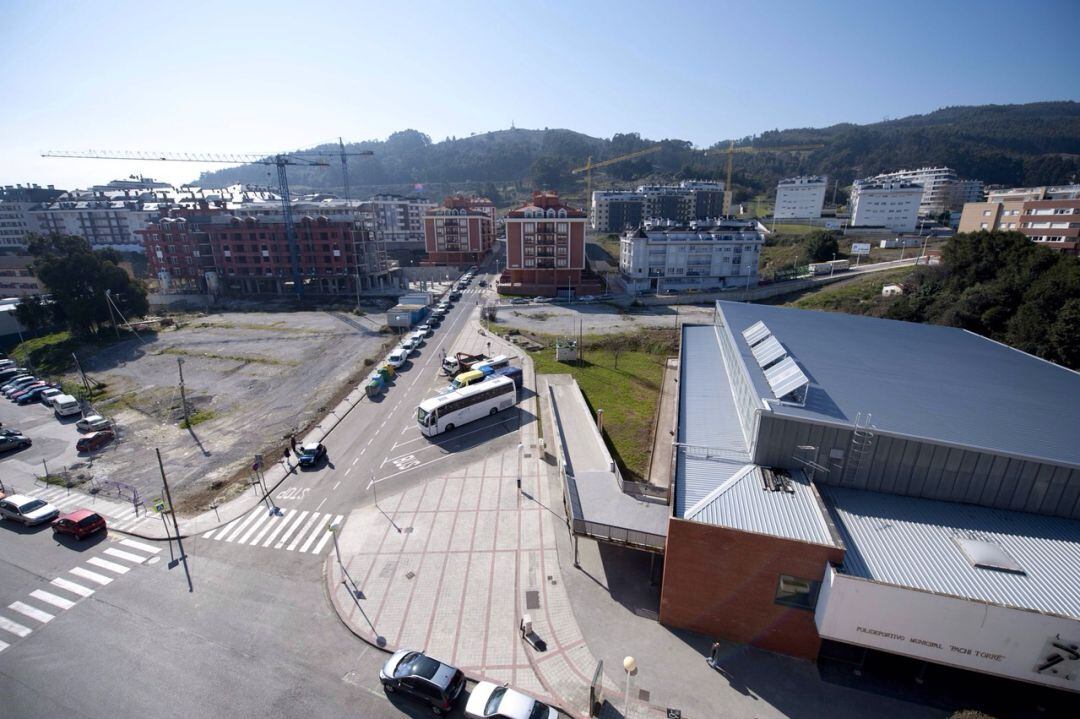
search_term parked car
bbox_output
[0,494,59,526]
[39,388,63,406]
[531,296,547,303]
[53,394,82,417]
[2,376,37,396]
[510,298,529,305]
[465,681,558,719]
[0,433,32,453]
[417,324,434,337]
[0,366,28,382]
[76,414,111,432]
[11,381,48,402]
[379,649,465,716]
[579,295,597,303]
[449,291,462,301]
[76,429,115,453]
[17,385,58,405]
[51,508,107,540]
[386,348,408,368]
[478,280,488,287]
[297,442,327,468]
[409,330,426,347]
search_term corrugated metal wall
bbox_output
[754,414,1080,520]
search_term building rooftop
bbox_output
[821,484,1080,619]
[716,301,1080,470]
[778,176,827,185]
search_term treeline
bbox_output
[195,102,1080,200]
[884,232,1080,369]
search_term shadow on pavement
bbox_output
[53,530,107,552]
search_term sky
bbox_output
[2,0,1078,189]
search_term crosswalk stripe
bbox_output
[87,557,129,575]
[261,510,299,547]
[119,539,161,555]
[69,567,112,586]
[9,601,54,624]
[50,495,81,510]
[298,514,329,553]
[250,509,287,545]
[50,578,94,598]
[110,507,138,521]
[0,639,8,652]
[310,515,342,555]
[0,615,32,638]
[235,511,273,544]
[202,527,220,539]
[103,547,146,564]
[287,513,321,551]
[30,590,75,610]
[221,511,263,542]
[274,511,309,549]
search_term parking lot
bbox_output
[0,395,87,493]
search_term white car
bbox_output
[417,324,434,337]
[39,388,63,406]
[386,348,408,368]
[409,331,426,347]
[465,681,557,719]
[0,494,60,526]
[77,414,111,432]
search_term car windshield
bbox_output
[300,446,318,457]
[19,499,46,513]
[396,652,440,680]
[417,407,429,424]
[528,700,551,719]
[485,686,507,715]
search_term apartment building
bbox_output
[958,185,1080,255]
[364,194,435,249]
[774,176,827,219]
[422,196,495,266]
[864,167,983,216]
[619,218,764,294]
[590,181,726,232]
[590,191,646,233]
[986,184,1080,203]
[0,185,65,248]
[0,256,44,297]
[680,180,727,220]
[849,180,923,232]
[1017,199,1080,254]
[501,191,601,297]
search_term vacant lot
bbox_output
[35,311,390,506]
[494,302,715,337]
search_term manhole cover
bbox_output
[379,561,397,579]
[638,689,650,702]
[525,590,540,610]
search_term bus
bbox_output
[417,376,516,437]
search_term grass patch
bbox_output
[783,268,915,312]
[589,234,622,261]
[180,408,216,429]
[10,331,76,375]
[155,347,300,367]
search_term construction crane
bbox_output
[571,145,663,210]
[42,148,373,299]
[705,142,824,215]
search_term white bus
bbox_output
[417,376,516,437]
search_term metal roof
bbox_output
[820,485,1080,619]
[684,466,837,545]
[716,301,1080,469]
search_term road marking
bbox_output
[287,513,322,551]
[50,577,94,598]
[352,457,359,466]
[332,481,341,490]
[103,547,147,564]
[0,639,8,652]
[236,511,273,544]
[315,498,327,512]
[262,510,301,548]
[220,510,263,542]
[373,451,457,484]
[298,514,327,552]
[69,567,113,586]
[274,511,310,549]
[367,438,374,446]
[344,467,352,476]
[119,539,161,555]
[249,509,286,545]
[359,447,366,455]
[311,515,343,555]
[87,557,129,575]
[202,528,220,539]
[380,420,386,428]
[0,615,32,638]
[9,601,53,624]
[30,590,75,610]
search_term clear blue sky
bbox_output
[2,0,1078,189]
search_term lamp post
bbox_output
[623,656,636,716]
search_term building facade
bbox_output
[774,176,827,219]
[364,194,435,249]
[501,192,600,297]
[590,181,727,232]
[849,180,923,231]
[422,196,495,266]
[0,256,44,296]
[865,166,978,215]
[958,186,1080,255]
[590,191,646,233]
[0,185,65,249]
[619,218,764,293]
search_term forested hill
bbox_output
[195,102,1080,200]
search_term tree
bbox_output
[530,155,567,189]
[802,230,839,262]
[25,233,149,336]
[13,293,55,336]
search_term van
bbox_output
[52,394,81,418]
[449,370,485,392]
[488,365,523,391]
[473,354,509,376]
[409,330,425,347]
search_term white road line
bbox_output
[50,577,94,598]
[0,639,8,652]
[287,513,322,551]
[315,498,327,512]
[374,451,457,484]
[352,457,359,466]
[274,511,309,549]
[235,511,273,544]
[103,547,146,564]
[119,539,161,555]
[262,510,300,548]
[50,495,82,510]
[87,557,129,575]
[344,467,351,476]
[332,481,341,490]
[0,615,32,638]
[367,438,374,446]
[202,528,220,539]
[30,590,75,610]
[9,602,53,624]
[69,567,112,586]
[379,420,386,428]
[111,507,138,521]
[298,516,327,553]
[249,510,286,545]
[311,515,342,555]
[220,510,263,542]
[359,447,366,455]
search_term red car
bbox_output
[76,429,115,452]
[52,508,107,539]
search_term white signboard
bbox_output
[850,242,871,256]
[815,565,1079,691]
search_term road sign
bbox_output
[851,242,871,255]
[153,497,166,513]
[252,453,263,472]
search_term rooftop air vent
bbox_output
[952,536,1026,575]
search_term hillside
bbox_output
[195,102,1080,203]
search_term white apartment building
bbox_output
[34,199,159,252]
[774,176,827,219]
[364,194,435,248]
[619,218,764,294]
[987,184,1080,203]
[866,167,982,216]
[0,201,41,249]
[849,180,923,232]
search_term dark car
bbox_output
[0,433,32,453]
[510,297,529,305]
[52,508,107,540]
[297,442,327,468]
[10,381,47,402]
[478,280,487,287]
[76,429,115,452]
[17,384,57,405]
[380,649,465,715]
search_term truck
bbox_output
[808,259,850,276]
[441,352,485,376]
[473,354,510,376]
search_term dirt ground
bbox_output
[492,303,716,337]
[77,310,391,505]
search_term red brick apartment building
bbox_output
[422,196,495,266]
[500,191,602,298]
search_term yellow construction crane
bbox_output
[705,142,824,214]
[571,145,663,208]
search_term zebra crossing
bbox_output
[201,508,343,555]
[0,538,159,655]
[29,486,160,533]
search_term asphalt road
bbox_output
[0,265,514,718]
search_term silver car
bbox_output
[465,681,558,719]
[0,494,60,526]
[76,414,111,432]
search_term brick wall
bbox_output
[659,518,844,660]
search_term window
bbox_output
[774,574,819,610]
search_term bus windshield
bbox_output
[417,407,432,425]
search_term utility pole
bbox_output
[156,448,183,542]
[105,290,119,339]
[71,352,91,401]
[176,357,190,426]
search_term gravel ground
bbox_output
[76,311,390,504]
[492,302,716,337]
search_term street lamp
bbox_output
[623,656,637,716]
